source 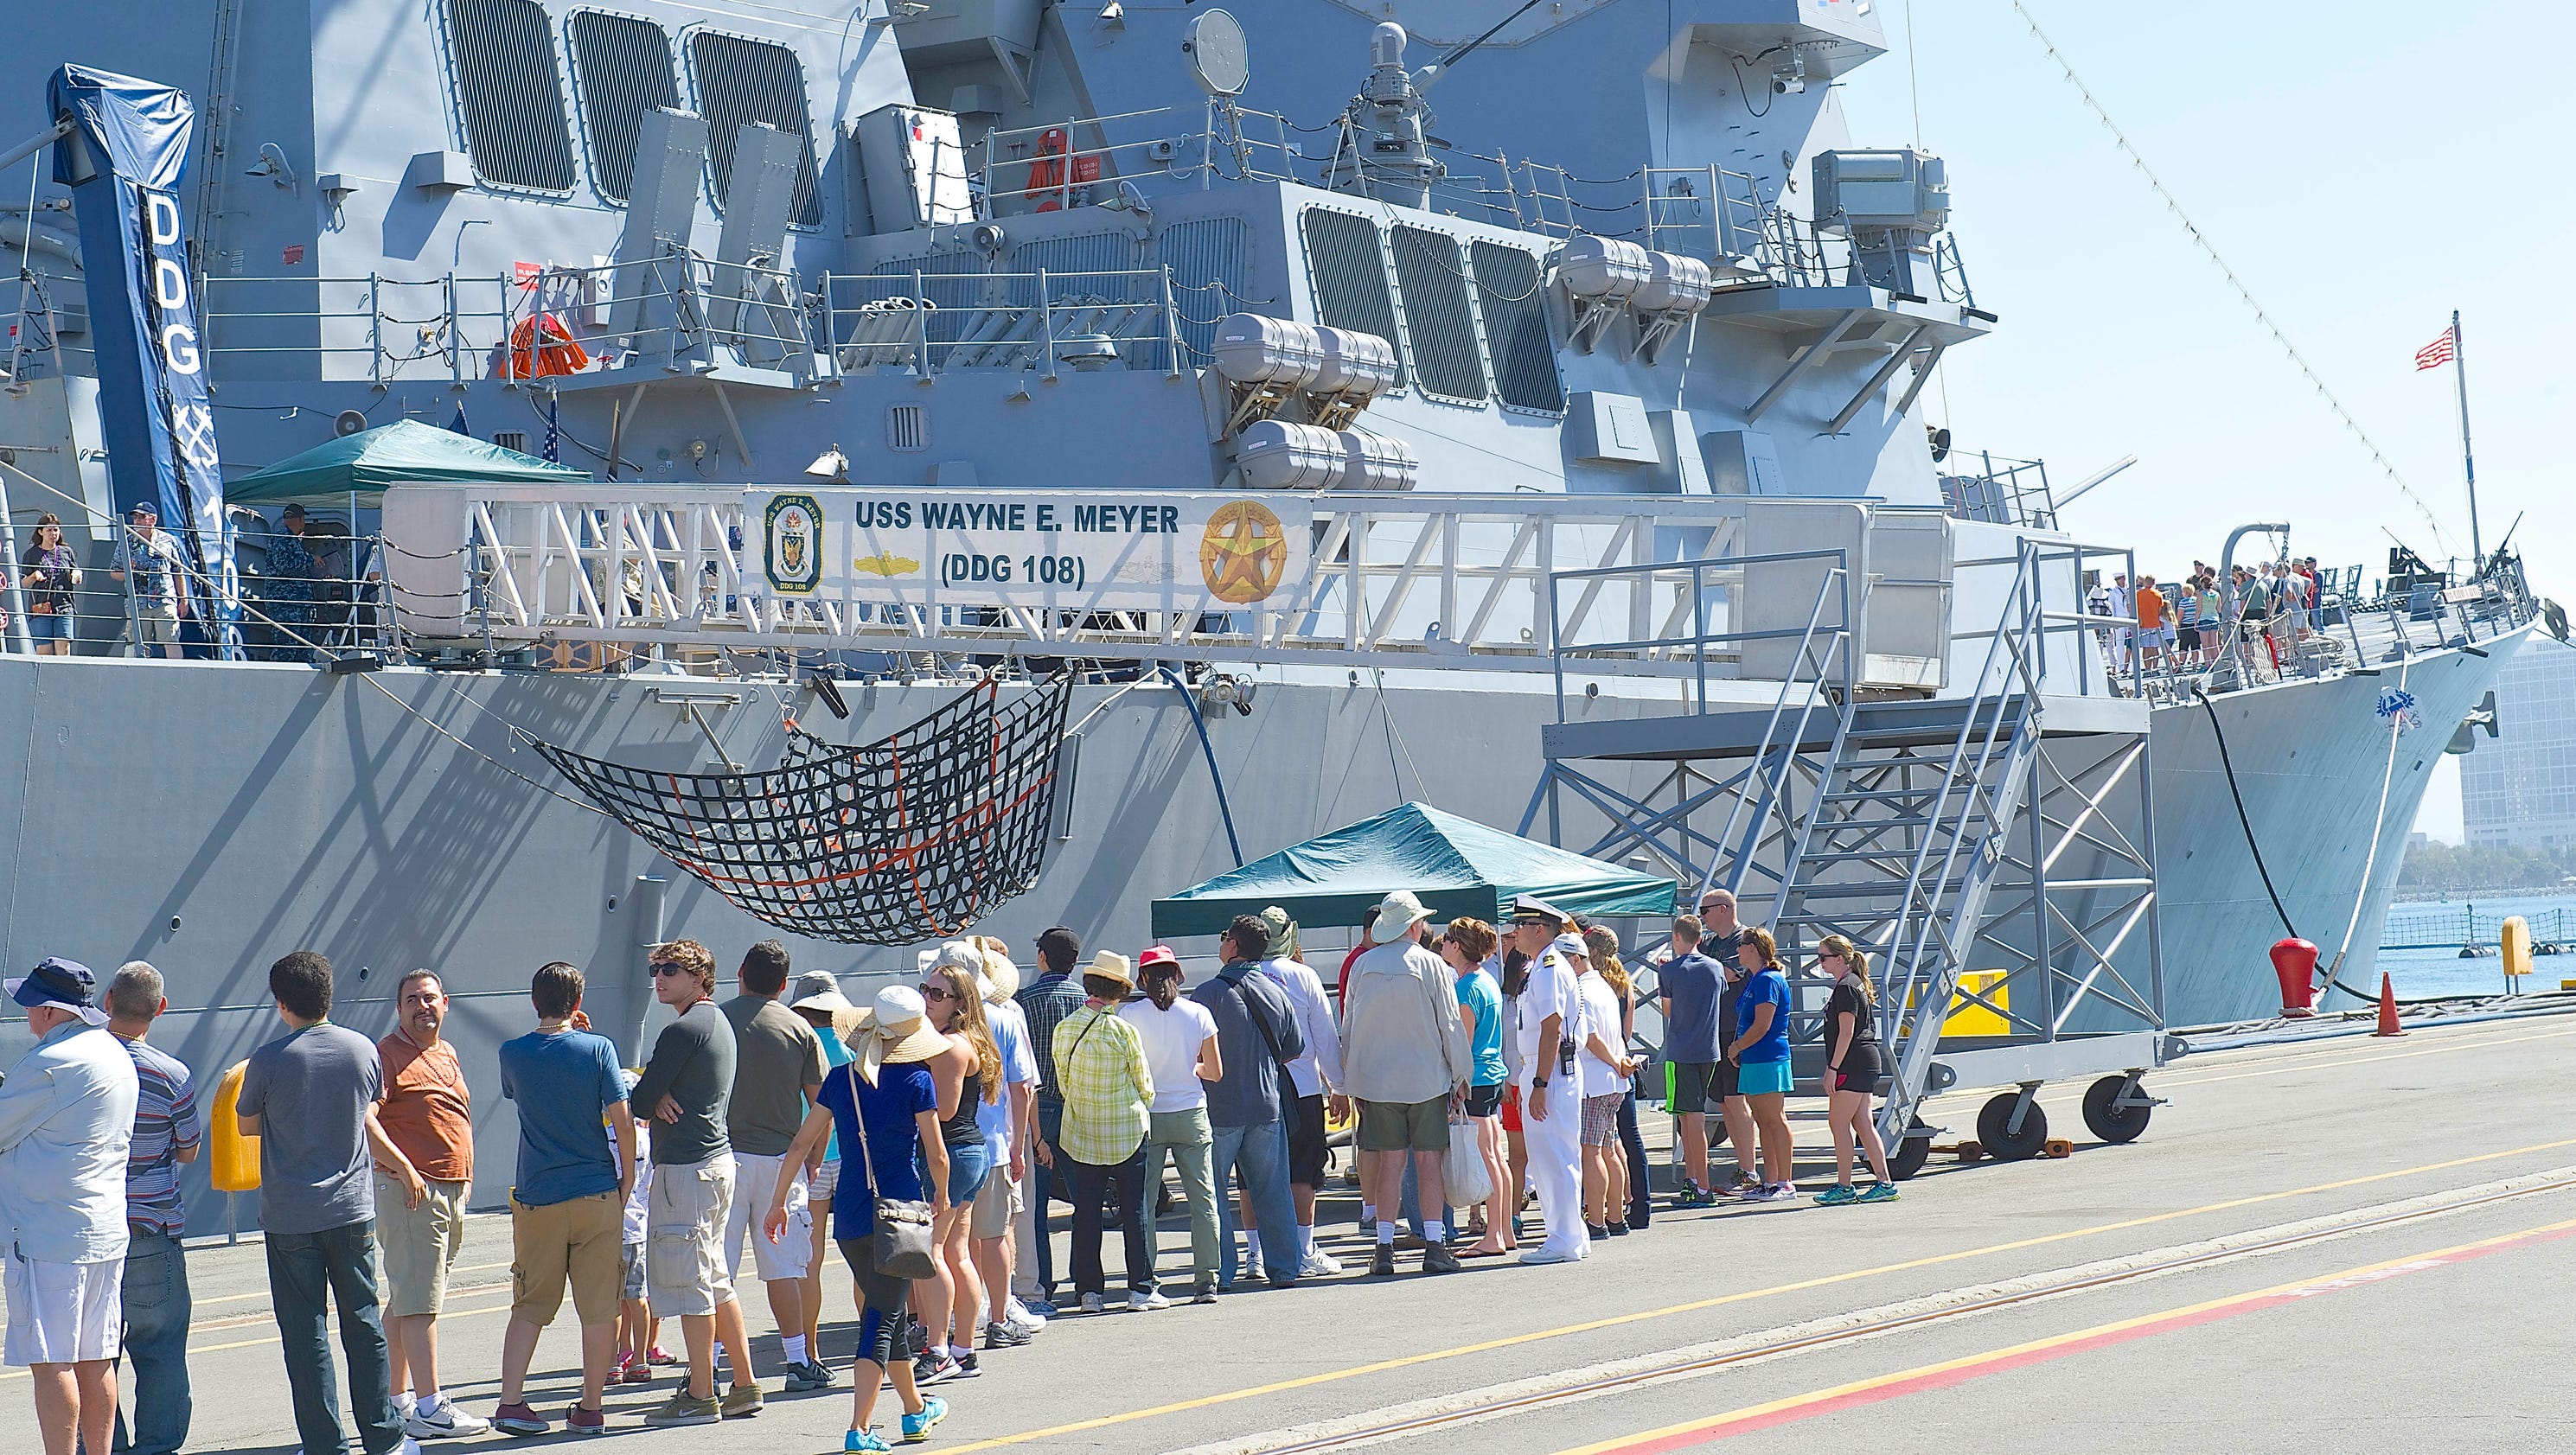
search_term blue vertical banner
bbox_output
[48,65,238,654]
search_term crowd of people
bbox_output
[0,885,1902,1455]
[3,504,368,660]
[2089,555,2334,680]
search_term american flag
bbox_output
[542,396,560,463]
[2414,325,2456,371]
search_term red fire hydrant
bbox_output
[2270,938,2319,1017]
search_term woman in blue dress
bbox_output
[767,986,954,1451]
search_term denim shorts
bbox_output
[24,610,68,642]
[919,1139,992,1207]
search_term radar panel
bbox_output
[446,0,578,194]
[568,11,681,204]
[1471,241,1564,413]
[1301,209,1407,391]
[533,675,1075,945]
[1390,226,1488,405]
[687,31,824,228]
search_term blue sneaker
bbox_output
[847,1430,893,1453]
[1814,1184,1858,1207]
[900,1396,948,1444]
[1855,1181,1901,1203]
[1022,1297,1058,1318]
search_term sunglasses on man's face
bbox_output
[650,964,689,978]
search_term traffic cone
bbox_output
[2373,972,2404,1037]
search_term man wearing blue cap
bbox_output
[0,957,142,1455]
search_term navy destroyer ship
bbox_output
[0,2,2538,1212]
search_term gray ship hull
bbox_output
[0,628,2522,1230]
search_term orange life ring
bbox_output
[1022,127,1100,212]
[506,311,591,380]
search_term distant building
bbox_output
[2408,832,2432,851]
[2462,638,2576,846]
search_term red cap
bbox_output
[1138,945,1179,971]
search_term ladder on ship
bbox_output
[1531,539,2173,1174]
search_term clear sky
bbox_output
[1833,0,2574,840]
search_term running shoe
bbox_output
[785,1359,836,1393]
[642,1392,720,1427]
[847,1430,894,1453]
[721,1382,764,1419]
[1128,1289,1173,1311]
[1369,1247,1397,1278]
[948,1351,981,1379]
[617,1355,655,1385]
[1243,1251,1267,1284]
[1856,1181,1901,1203]
[913,1350,960,1386]
[1192,1282,1219,1305]
[646,1345,681,1366]
[1300,1248,1344,1278]
[1735,1181,1767,1202]
[1672,1184,1715,1209]
[1761,1182,1800,1203]
[1517,1247,1581,1266]
[406,1401,491,1439]
[1007,1298,1050,1331]
[900,1396,949,1444]
[1814,1184,1858,1207]
[565,1405,606,1438]
[984,1319,1031,1350]
[489,1403,550,1438]
[1078,1292,1106,1315]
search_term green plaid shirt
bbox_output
[1050,1004,1152,1165]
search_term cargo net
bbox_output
[530,675,1073,943]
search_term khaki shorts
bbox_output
[375,1174,469,1317]
[1357,1096,1451,1153]
[971,1161,1023,1241]
[509,1190,624,1327]
[646,1157,736,1318]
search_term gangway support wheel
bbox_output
[2082,1074,2153,1144]
[1976,1088,2049,1161]
[1888,1120,1935,1181]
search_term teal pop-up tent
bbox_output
[1149,802,1677,940]
[227,418,588,506]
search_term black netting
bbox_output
[531,675,1073,943]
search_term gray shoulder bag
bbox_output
[847,1060,938,1280]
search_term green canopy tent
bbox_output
[1150,801,1677,940]
[226,418,588,506]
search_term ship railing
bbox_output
[975,105,1302,220]
[201,255,813,388]
[1,261,93,382]
[1959,539,2144,701]
[381,487,1764,676]
[818,266,1185,378]
[1640,165,1771,267]
[0,523,393,661]
[1939,451,2058,532]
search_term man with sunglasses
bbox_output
[627,941,754,1426]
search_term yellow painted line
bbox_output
[1550,1212,2576,1453]
[926,1133,2576,1453]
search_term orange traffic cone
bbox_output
[2373,972,2404,1037]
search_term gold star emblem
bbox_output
[1200,500,1288,604]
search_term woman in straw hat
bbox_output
[912,945,1003,1383]
[765,987,955,1452]
[783,971,861,1375]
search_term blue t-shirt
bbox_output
[815,1031,853,1164]
[497,1028,630,1207]
[815,1061,936,1241]
[1735,967,1792,1064]
[1658,952,1728,1063]
[1455,967,1507,1087]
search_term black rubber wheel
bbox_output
[1888,1126,1931,1182]
[2082,1075,2152,1144]
[1977,1092,2049,1160]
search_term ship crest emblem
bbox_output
[1199,499,1290,605]
[765,494,822,595]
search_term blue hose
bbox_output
[1159,666,1244,868]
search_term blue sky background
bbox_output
[1833,1,2576,839]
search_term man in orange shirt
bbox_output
[374,972,487,1439]
[2133,575,2170,672]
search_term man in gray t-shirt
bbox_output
[716,941,828,1391]
[234,952,418,1455]
[626,940,753,1424]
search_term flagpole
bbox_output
[2452,309,2481,571]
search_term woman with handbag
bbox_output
[1439,920,1515,1257]
[911,946,1000,1384]
[766,986,953,1452]
[17,514,79,655]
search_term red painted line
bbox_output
[1574,1220,2576,1455]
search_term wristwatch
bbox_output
[1532,1075,1550,1089]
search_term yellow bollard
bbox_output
[208,1060,261,1193]
[2502,916,2534,980]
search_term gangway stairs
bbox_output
[1530,540,2176,1177]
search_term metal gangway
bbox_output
[1527,537,2175,1174]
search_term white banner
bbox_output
[751,488,1313,610]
